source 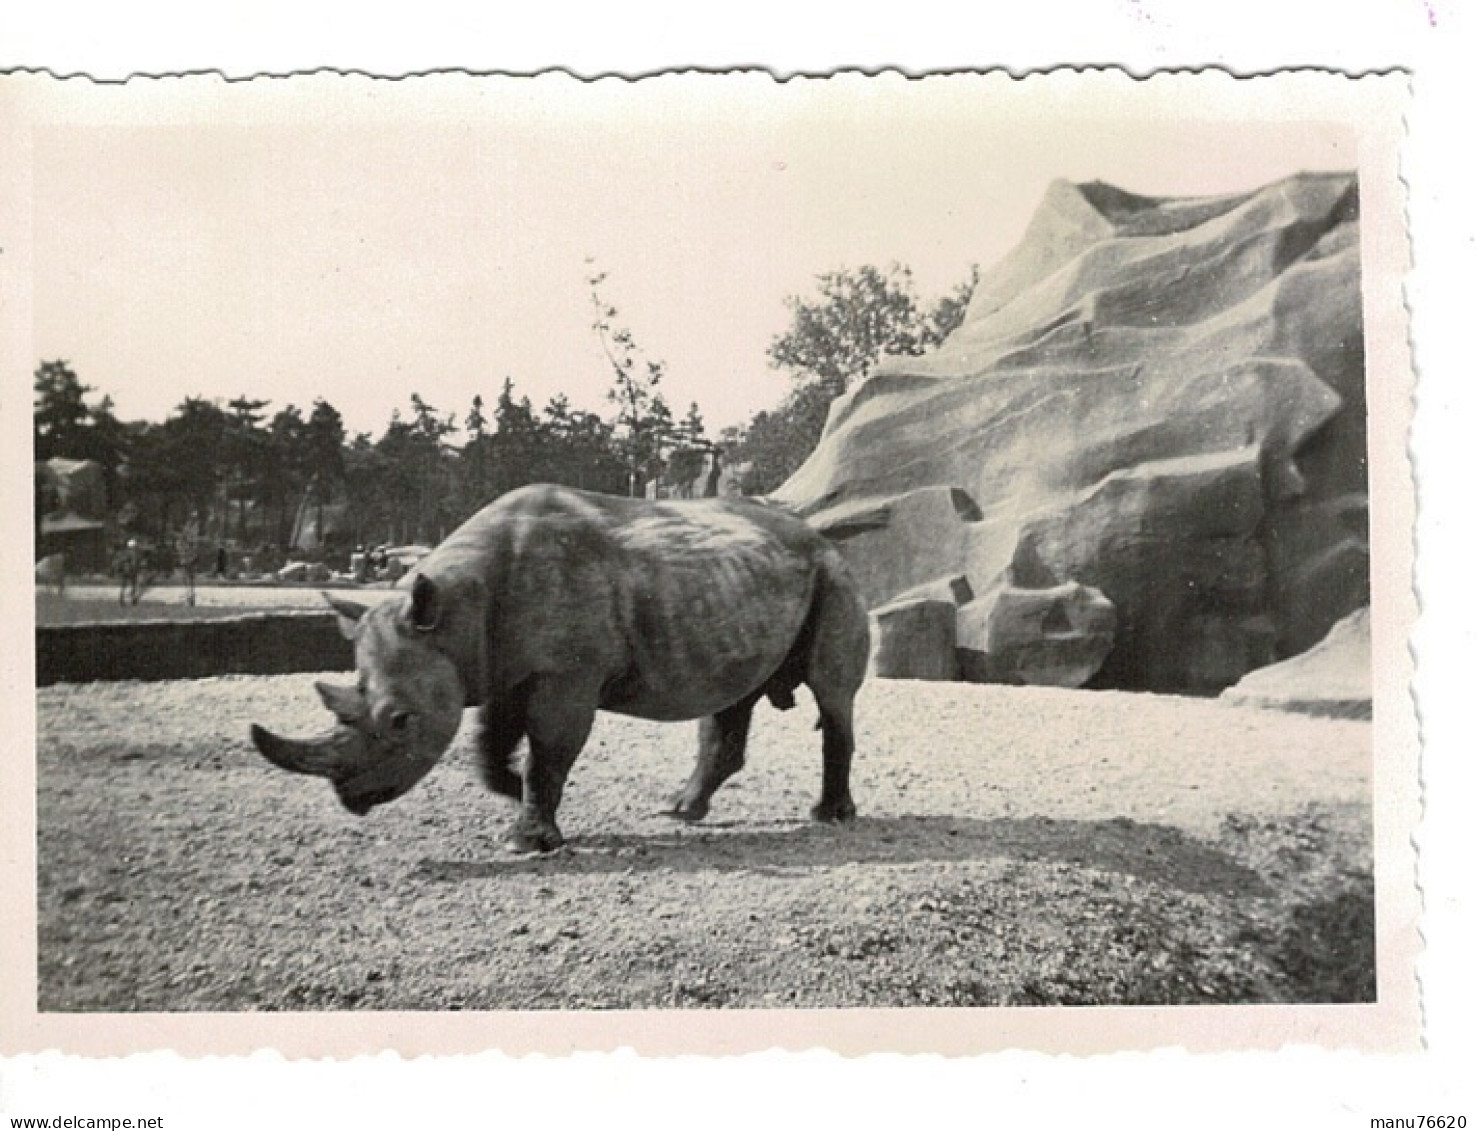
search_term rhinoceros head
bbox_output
[250,574,480,815]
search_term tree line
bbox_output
[34,262,977,566]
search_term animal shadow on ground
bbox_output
[415,814,1270,899]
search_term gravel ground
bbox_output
[35,674,1374,1010]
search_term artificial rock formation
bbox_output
[1220,607,1372,718]
[871,597,959,681]
[773,172,1368,694]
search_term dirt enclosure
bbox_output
[35,673,1374,1011]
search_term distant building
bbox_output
[35,458,109,572]
[36,458,107,518]
[38,512,107,573]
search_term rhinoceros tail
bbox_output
[802,548,871,708]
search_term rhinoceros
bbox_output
[250,483,870,852]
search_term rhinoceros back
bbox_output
[413,485,836,722]
[604,502,818,719]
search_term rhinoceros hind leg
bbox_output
[808,705,858,823]
[663,696,757,822]
[803,561,868,824]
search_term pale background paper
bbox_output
[1,2,1472,1127]
[2,67,1418,1050]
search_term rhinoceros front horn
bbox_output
[249,722,361,778]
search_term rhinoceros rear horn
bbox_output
[323,592,369,640]
[250,723,352,778]
[315,680,368,724]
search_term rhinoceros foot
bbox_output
[503,814,566,854]
[659,791,710,823]
[809,795,858,824]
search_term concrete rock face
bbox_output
[871,596,959,681]
[772,172,1367,694]
[1221,607,1371,718]
[956,581,1117,687]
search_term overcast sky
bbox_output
[29,72,1359,438]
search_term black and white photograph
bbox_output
[6,65,1422,1068]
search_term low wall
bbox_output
[37,611,353,686]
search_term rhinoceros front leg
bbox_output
[662,696,756,823]
[475,694,528,801]
[503,677,598,854]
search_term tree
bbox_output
[540,394,625,494]
[264,405,310,547]
[735,263,980,494]
[368,410,417,545]
[457,393,493,516]
[465,394,489,442]
[492,378,536,438]
[34,360,129,509]
[410,393,453,441]
[343,430,390,549]
[733,382,837,495]
[929,264,981,344]
[167,398,230,532]
[122,397,230,539]
[34,360,93,458]
[115,422,175,534]
[305,399,347,551]
[488,377,541,497]
[587,260,682,496]
[366,394,458,545]
[678,401,708,449]
[84,393,132,506]
[767,262,973,395]
[222,395,271,541]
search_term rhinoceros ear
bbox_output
[323,592,368,640]
[409,573,441,633]
[315,680,368,724]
